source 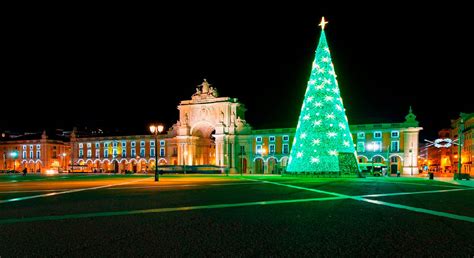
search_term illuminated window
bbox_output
[150,141,155,147]
[269,144,275,154]
[30,145,33,150]
[121,141,126,147]
[160,147,165,157]
[269,136,275,142]
[391,131,399,138]
[36,144,40,149]
[283,135,289,142]
[79,143,83,149]
[160,140,165,146]
[29,151,33,158]
[357,132,365,139]
[140,148,145,157]
[104,149,108,158]
[283,144,289,154]
[36,151,40,159]
[104,142,109,148]
[87,150,92,158]
[357,142,365,152]
[374,132,382,139]
[131,142,136,147]
[79,150,83,158]
[22,151,26,159]
[150,148,155,157]
[113,141,118,147]
[256,145,262,154]
[113,149,117,157]
[95,149,100,158]
[122,149,126,158]
[95,142,100,148]
[87,143,92,148]
[391,141,399,152]
[131,148,136,157]
[256,137,262,143]
[22,145,26,150]
[140,141,145,147]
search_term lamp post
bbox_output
[149,124,164,182]
[240,146,244,176]
[10,151,18,172]
[62,152,66,172]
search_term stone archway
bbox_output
[267,157,277,174]
[254,158,264,174]
[190,121,216,165]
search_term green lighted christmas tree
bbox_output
[287,17,359,175]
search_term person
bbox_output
[22,167,27,176]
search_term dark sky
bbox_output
[2,4,473,140]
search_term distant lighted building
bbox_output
[0,131,69,173]
[1,80,423,175]
[451,113,473,174]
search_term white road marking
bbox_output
[0,178,152,204]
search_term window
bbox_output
[121,141,126,147]
[113,141,118,147]
[104,142,109,148]
[87,143,92,148]
[87,150,92,158]
[357,142,365,152]
[283,135,289,142]
[113,149,117,157]
[30,145,33,150]
[104,149,108,158]
[22,151,26,159]
[95,149,100,158]
[150,148,155,157]
[131,141,136,147]
[79,150,83,158]
[374,131,382,139]
[391,156,398,163]
[36,151,41,159]
[140,148,145,157]
[95,142,100,148]
[150,141,155,147]
[79,143,83,148]
[131,148,136,157]
[283,144,289,154]
[122,149,126,158]
[22,145,26,150]
[240,146,245,154]
[256,145,262,154]
[30,151,33,158]
[391,141,399,152]
[36,144,40,149]
[140,141,145,147]
[269,136,275,142]
[160,147,165,157]
[357,132,365,139]
[256,136,262,143]
[160,140,165,146]
[391,131,399,138]
[269,144,275,154]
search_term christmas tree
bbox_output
[286,17,359,175]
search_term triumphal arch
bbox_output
[171,79,251,172]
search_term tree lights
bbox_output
[287,17,359,175]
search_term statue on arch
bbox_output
[209,86,218,97]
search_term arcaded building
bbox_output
[1,80,422,175]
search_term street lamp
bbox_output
[149,124,164,182]
[10,151,18,172]
[62,152,66,172]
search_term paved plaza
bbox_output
[0,174,473,256]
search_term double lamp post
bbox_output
[149,124,164,182]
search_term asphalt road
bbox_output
[0,174,473,256]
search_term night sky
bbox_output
[2,4,472,140]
